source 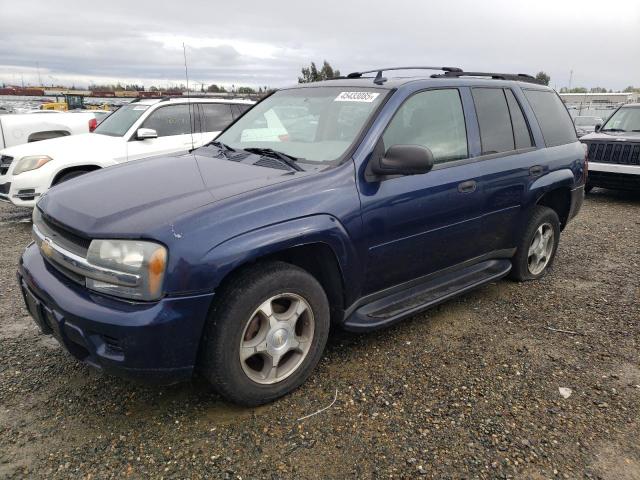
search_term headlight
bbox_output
[13,155,52,175]
[86,239,167,301]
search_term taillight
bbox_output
[88,118,97,132]
[582,143,589,185]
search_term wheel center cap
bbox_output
[270,328,289,349]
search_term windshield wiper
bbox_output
[601,128,626,132]
[205,141,237,159]
[243,147,304,172]
[207,141,236,152]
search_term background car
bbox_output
[0,97,254,206]
[573,115,604,137]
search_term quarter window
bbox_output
[523,89,577,147]
[382,89,468,164]
[472,88,515,154]
[142,105,194,137]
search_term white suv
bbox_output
[0,97,254,207]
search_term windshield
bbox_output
[601,107,640,132]
[215,87,387,163]
[94,104,149,137]
[574,116,601,127]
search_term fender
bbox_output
[200,214,361,296]
[529,168,575,201]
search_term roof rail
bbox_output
[431,71,542,85]
[346,66,463,85]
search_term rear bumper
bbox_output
[18,242,214,384]
[567,185,584,223]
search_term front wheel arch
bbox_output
[51,165,102,186]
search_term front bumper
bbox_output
[18,242,214,384]
[587,162,640,190]
[0,175,43,207]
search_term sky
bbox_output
[1,0,639,91]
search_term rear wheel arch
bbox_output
[535,187,571,230]
[27,130,71,143]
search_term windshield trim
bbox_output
[211,86,393,168]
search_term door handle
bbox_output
[458,180,477,193]
[529,165,544,176]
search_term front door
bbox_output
[127,104,201,161]
[359,88,484,294]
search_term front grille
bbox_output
[0,155,13,175]
[586,141,640,166]
[35,210,91,258]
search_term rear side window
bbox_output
[200,104,234,132]
[523,90,577,147]
[231,104,251,118]
[472,88,514,154]
[505,90,533,149]
[142,105,193,137]
[383,89,468,164]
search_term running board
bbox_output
[344,259,512,332]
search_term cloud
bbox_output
[0,0,639,89]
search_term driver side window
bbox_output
[383,89,468,164]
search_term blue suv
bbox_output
[18,67,586,406]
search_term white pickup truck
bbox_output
[0,111,104,149]
[0,97,254,207]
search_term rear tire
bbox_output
[510,206,560,282]
[585,183,594,194]
[198,261,330,406]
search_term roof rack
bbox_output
[431,71,542,85]
[346,66,463,85]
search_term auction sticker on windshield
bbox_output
[335,92,380,102]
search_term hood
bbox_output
[38,152,304,237]
[1,133,125,164]
[581,130,640,142]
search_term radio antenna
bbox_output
[183,42,195,150]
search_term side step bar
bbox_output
[343,259,512,332]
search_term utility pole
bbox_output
[568,70,573,90]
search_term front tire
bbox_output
[198,261,330,406]
[510,206,560,281]
[53,169,91,185]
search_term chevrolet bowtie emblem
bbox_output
[41,237,54,258]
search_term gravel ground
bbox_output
[0,190,639,480]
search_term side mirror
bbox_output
[594,124,602,132]
[136,128,158,140]
[371,144,435,177]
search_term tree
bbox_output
[535,71,550,86]
[623,86,640,93]
[298,61,341,83]
[207,84,227,93]
[237,86,256,94]
[590,87,607,93]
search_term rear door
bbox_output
[126,104,200,161]
[470,87,536,253]
[199,103,234,146]
[359,88,484,294]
